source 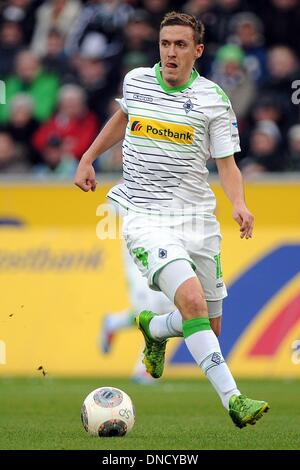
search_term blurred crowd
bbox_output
[0,0,300,179]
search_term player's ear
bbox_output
[195,44,204,59]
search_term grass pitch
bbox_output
[0,378,299,450]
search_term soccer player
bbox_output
[75,11,270,428]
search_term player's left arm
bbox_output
[216,156,254,239]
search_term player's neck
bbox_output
[164,77,188,88]
[155,63,198,93]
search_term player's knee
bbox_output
[177,291,208,319]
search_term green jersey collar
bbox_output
[155,62,199,93]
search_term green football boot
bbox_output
[135,310,168,379]
[229,394,270,429]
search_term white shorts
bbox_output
[122,211,227,302]
[123,242,175,314]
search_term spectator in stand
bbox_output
[1,93,41,166]
[240,120,285,177]
[31,0,82,57]
[0,50,60,124]
[183,0,217,36]
[72,33,120,124]
[210,44,256,121]
[41,28,75,82]
[0,20,24,76]
[213,0,249,44]
[0,0,40,45]
[287,125,300,171]
[228,12,268,84]
[123,10,158,68]
[258,0,300,55]
[34,134,77,179]
[64,0,134,59]
[0,131,30,174]
[238,95,286,163]
[141,0,171,30]
[33,84,100,161]
[261,45,300,128]
[251,96,284,128]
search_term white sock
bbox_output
[183,318,240,410]
[149,310,182,339]
[106,310,135,331]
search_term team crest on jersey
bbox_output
[129,116,194,145]
[183,99,193,114]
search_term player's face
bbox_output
[159,25,204,87]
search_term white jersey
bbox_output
[107,63,240,215]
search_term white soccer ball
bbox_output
[81,386,135,437]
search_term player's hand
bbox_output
[74,158,97,192]
[232,203,254,239]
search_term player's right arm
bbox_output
[74,108,128,192]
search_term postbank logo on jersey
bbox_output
[129,116,194,145]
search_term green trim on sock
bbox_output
[182,317,211,338]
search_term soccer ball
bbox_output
[81,386,135,437]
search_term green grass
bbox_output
[0,378,299,450]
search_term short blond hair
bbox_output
[160,11,205,44]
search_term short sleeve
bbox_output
[115,97,128,113]
[209,102,241,159]
[115,73,129,114]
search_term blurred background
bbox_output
[0,0,299,379]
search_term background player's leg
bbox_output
[99,243,147,354]
[100,309,135,354]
